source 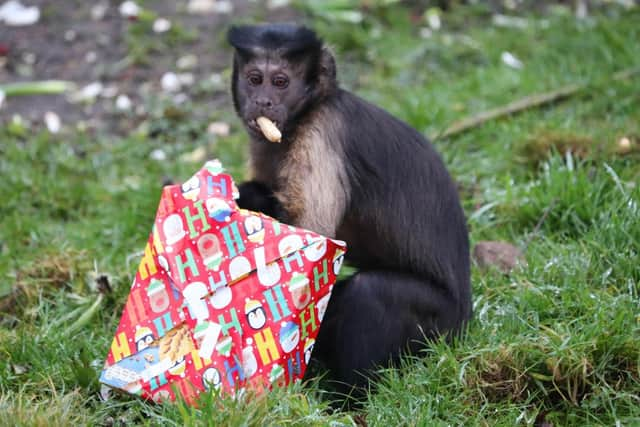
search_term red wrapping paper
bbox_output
[99,160,346,404]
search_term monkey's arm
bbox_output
[237,181,288,221]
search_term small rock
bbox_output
[44,111,61,133]
[187,0,215,13]
[0,0,40,26]
[177,72,194,86]
[101,85,118,98]
[79,82,103,100]
[617,136,632,154]
[267,0,290,9]
[22,51,36,65]
[473,241,526,274]
[177,54,198,70]
[70,82,103,103]
[161,72,180,93]
[188,0,232,14]
[492,14,528,29]
[501,51,523,69]
[172,93,189,104]
[209,73,223,88]
[153,17,171,33]
[115,94,132,111]
[85,51,97,63]
[207,121,230,137]
[12,364,29,375]
[213,0,232,13]
[64,29,77,42]
[90,2,108,21]
[150,148,167,161]
[118,0,139,18]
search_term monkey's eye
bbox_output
[247,72,263,86]
[272,74,289,89]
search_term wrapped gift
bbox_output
[99,160,346,404]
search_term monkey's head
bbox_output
[228,24,337,142]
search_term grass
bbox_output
[124,4,199,66]
[1,2,640,425]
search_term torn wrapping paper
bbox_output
[99,160,346,404]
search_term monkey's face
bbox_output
[232,55,311,141]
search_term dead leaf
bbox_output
[12,364,29,375]
[207,121,230,137]
[473,241,526,274]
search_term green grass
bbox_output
[125,5,198,66]
[1,2,640,425]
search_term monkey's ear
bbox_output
[227,25,262,61]
[315,47,337,92]
[319,48,337,80]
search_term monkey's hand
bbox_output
[237,181,288,222]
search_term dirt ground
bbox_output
[0,0,299,131]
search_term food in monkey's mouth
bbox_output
[256,116,282,143]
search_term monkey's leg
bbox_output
[236,180,287,220]
[310,270,466,399]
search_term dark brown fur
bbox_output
[229,24,472,403]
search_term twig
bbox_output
[521,198,558,252]
[436,67,640,140]
[0,80,76,97]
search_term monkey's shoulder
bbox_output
[326,90,430,145]
[321,90,445,171]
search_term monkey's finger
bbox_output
[256,117,282,143]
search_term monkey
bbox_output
[228,23,472,399]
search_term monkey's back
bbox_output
[330,89,470,308]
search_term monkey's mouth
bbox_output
[247,117,283,143]
[248,118,280,131]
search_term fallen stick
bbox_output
[436,67,640,140]
[0,80,76,97]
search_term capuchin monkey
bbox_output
[228,24,472,399]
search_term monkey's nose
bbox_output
[255,98,273,109]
